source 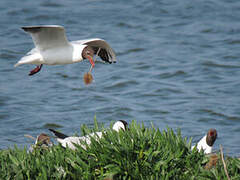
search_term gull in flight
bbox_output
[15,25,116,76]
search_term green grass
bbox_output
[0,120,239,179]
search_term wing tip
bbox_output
[22,26,42,33]
[21,25,64,33]
[14,63,20,67]
[49,129,68,139]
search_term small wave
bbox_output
[43,123,63,129]
[116,22,133,28]
[140,109,169,115]
[154,87,183,94]
[0,95,8,106]
[117,48,145,56]
[226,39,240,45]
[156,70,187,79]
[116,22,143,29]
[134,64,151,70]
[91,95,109,102]
[40,2,63,7]
[55,73,69,79]
[200,109,225,117]
[200,28,215,33]
[71,87,84,91]
[0,114,9,120]
[105,80,138,90]
[107,111,134,120]
[7,7,34,15]
[202,60,240,69]
[26,15,56,21]
[0,50,18,60]
[199,109,240,121]
[223,55,238,60]
[55,72,80,80]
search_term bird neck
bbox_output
[72,44,87,63]
[113,122,124,132]
[198,135,212,153]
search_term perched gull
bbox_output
[15,25,116,76]
[49,120,128,150]
[191,129,217,154]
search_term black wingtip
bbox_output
[21,26,42,33]
[49,129,68,139]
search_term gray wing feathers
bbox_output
[22,25,69,51]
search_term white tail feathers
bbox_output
[14,61,26,67]
[14,63,21,67]
[14,54,41,67]
[14,59,28,67]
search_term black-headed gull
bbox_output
[191,129,217,154]
[25,133,53,152]
[49,120,128,150]
[15,25,116,76]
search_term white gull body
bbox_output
[15,25,116,74]
[50,120,127,150]
[191,129,217,154]
[191,135,212,154]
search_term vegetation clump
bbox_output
[0,120,239,179]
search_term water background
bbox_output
[0,0,240,156]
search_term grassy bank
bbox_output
[0,121,239,179]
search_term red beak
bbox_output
[87,55,95,68]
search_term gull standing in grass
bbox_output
[49,120,128,150]
[191,128,217,154]
[15,25,116,76]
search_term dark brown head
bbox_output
[82,46,95,68]
[82,46,113,64]
[82,46,95,60]
[206,129,217,146]
[36,133,52,146]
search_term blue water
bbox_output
[1,0,240,156]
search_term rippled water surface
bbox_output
[1,0,240,156]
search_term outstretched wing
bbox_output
[72,38,116,63]
[22,25,69,51]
